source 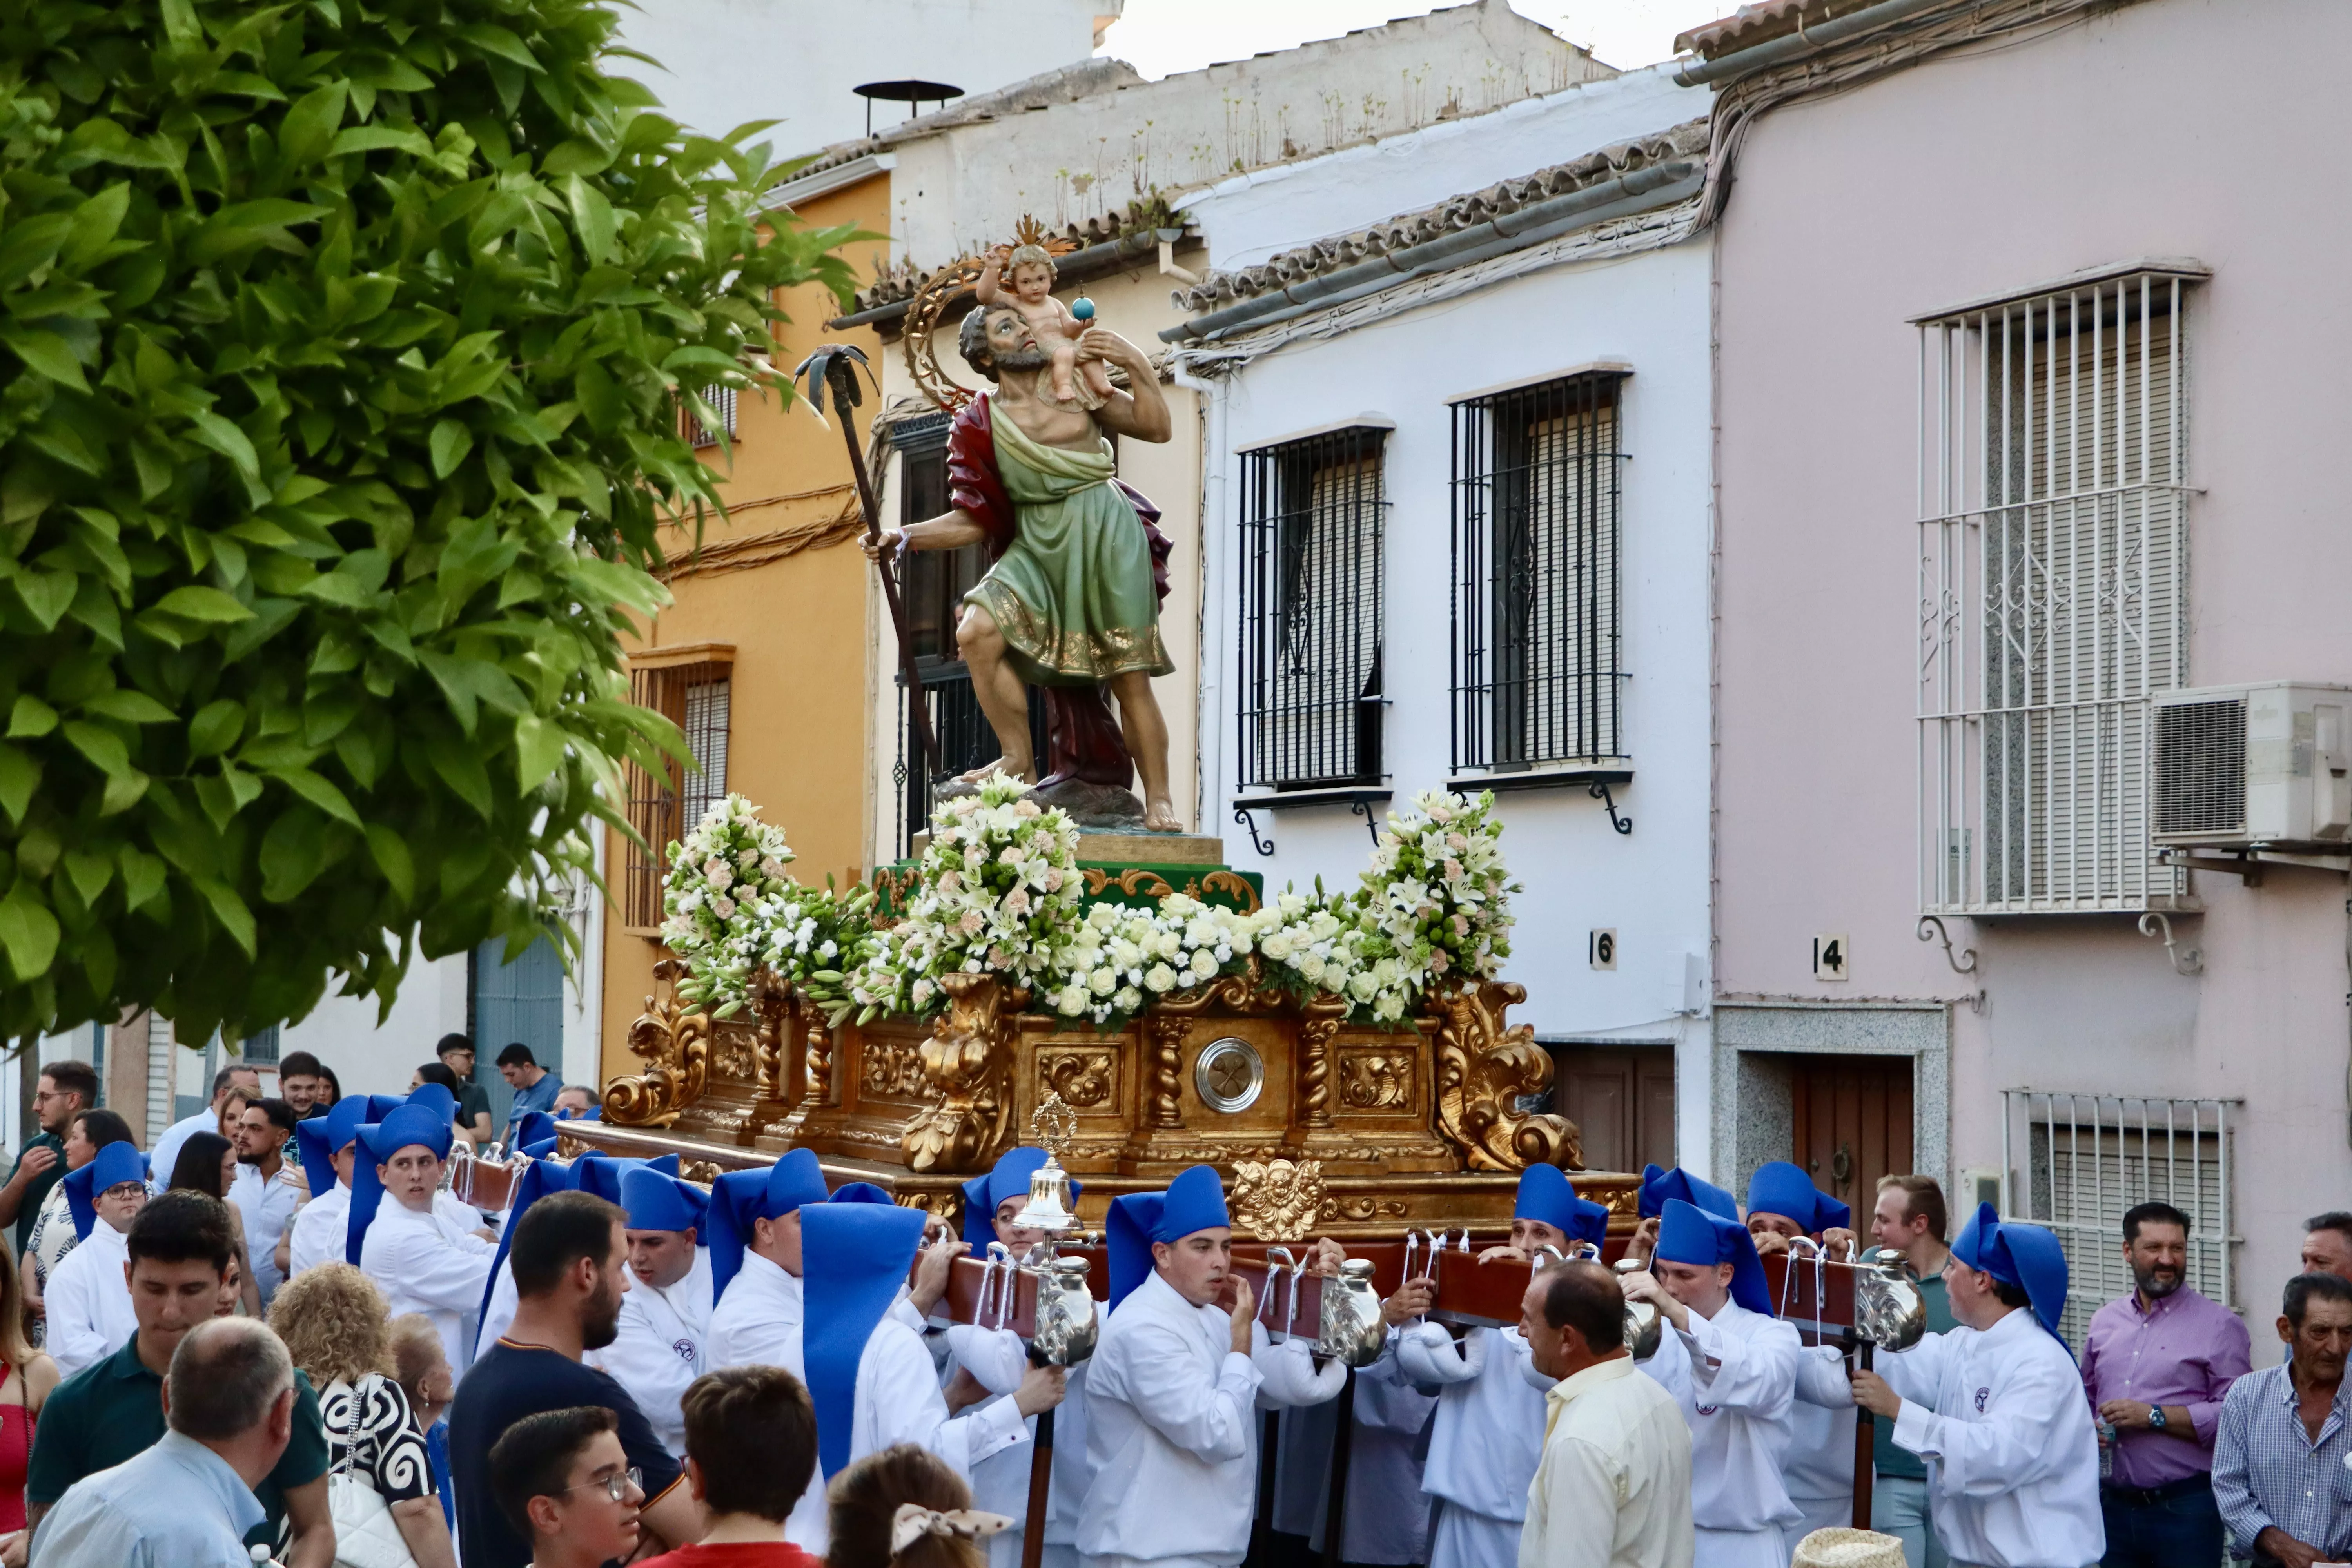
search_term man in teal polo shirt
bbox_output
[1868,1175,1960,1568]
[25,1191,332,1566]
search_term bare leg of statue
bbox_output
[1108,670,1180,832]
[955,604,1036,783]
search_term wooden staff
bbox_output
[1021,1405,1055,1568]
[1851,1339,1877,1530]
[793,345,939,770]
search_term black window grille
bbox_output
[620,657,732,930]
[1236,427,1388,789]
[1450,372,1627,772]
[889,431,1047,858]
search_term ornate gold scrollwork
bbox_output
[1199,870,1263,915]
[1080,868,1178,900]
[1231,1158,1327,1242]
[1430,982,1583,1171]
[896,1189,963,1231]
[1041,1049,1116,1109]
[1339,1049,1415,1110]
[862,1036,930,1100]
[1144,1015,1190,1127]
[1319,1194,1411,1223]
[603,959,710,1127]
[902,973,1021,1173]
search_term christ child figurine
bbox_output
[975,242,1114,408]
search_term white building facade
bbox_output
[1169,67,1717,1175]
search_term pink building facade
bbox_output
[1708,0,2352,1340]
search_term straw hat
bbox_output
[1790,1529,1907,1568]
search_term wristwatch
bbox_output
[2147,1405,2169,1432]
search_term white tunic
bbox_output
[284,1181,349,1281]
[1787,1345,1858,1518]
[1882,1306,2103,1568]
[1397,1321,1549,1551]
[586,1250,714,1457]
[1635,1296,1800,1564]
[951,1325,1097,1568]
[1081,1270,1340,1568]
[359,1195,495,1374]
[705,1250,804,1372]
[45,1223,134,1377]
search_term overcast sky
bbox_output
[1095,0,1731,77]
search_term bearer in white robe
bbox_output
[350,1101,496,1372]
[1847,1202,2102,1568]
[1401,1164,1612,1568]
[1743,1159,1861,1544]
[1077,1164,1347,1568]
[44,1141,149,1377]
[704,1147,831,1373]
[291,1093,480,1281]
[584,1165,713,1459]
[801,1197,1062,1557]
[1622,1195,1801,1568]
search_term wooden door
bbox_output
[1788,1054,1914,1220]
[1552,1044,1675,1175]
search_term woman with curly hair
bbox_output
[267,1263,456,1568]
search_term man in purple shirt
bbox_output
[2082,1200,2252,1568]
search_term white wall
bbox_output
[1191,236,1717,1172]
[278,953,470,1103]
[613,0,1107,149]
[1185,64,1704,271]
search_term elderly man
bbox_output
[2082,1201,2249,1568]
[864,299,1180,830]
[2300,1214,2352,1282]
[1519,1259,1693,1568]
[2213,1272,2352,1568]
[584,1166,713,1459]
[30,1318,297,1567]
[350,1101,497,1371]
[1622,1198,1799,1568]
[1850,1203,2101,1568]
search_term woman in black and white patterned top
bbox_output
[269,1261,456,1568]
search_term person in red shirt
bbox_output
[637,1366,825,1568]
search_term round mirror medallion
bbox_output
[1194,1036,1264,1114]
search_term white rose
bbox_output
[1089,967,1116,996]
[1144,964,1177,992]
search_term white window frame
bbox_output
[1916,262,2205,915]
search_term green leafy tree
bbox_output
[0,0,858,1042]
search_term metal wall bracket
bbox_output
[2138,911,2203,976]
[1349,798,1381,846]
[1233,806,1273,858]
[1916,915,1978,974]
[1589,780,1632,835]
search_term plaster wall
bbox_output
[1185,64,1706,273]
[278,952,472,1101]
[1710,0,2352,1328]
[614,0,1107,148]
[882,0,1612,265]
[1193,234,1717,1170]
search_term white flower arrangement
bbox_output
[659,794,877,1025]
[848,775,1091,1022]
[1358,788,1518,993]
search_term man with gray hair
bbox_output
[31,1317,299,1566]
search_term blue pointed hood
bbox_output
[1952,1201,2070,1342]
[960,1147,1081,1253]
[1639,1163,1738,1222]
[707,1149,831,1301]
[475,1153,581,1335]
[555,1104,601,1122]
[1745,1160,1851,1234]
[511,1111,556,1153]
[1106,1165,1229,1310]
[345,1104,456,1267]
[295,1095,374,1197]
[64,1141,149,1241]
[1515,1165,1610,1249]
[803,1201,927,1479]
[621,1167,708,1237]
[1655,1197,1772,1315]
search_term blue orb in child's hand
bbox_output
[1071,297,1096,321]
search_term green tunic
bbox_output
[964,407,1172,688]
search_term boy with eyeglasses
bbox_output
[489,1406,648,1568]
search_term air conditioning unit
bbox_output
[2152,682,2352,849]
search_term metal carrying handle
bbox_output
[1261,1247,1296,1329]
[980,1242,1013,1331]
[1286,1250,1309,1338]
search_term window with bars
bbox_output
[2002,1090,2236,1346]
[1450,372,1628,773]
[684,385,738,448]
[1236,426,1388,790]
[240,1025,279,1066]
[1916,267,2201,914]
[619,652,735,932]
